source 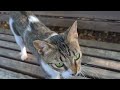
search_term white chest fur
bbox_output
[41,60,73,79]
[40,60,60,79]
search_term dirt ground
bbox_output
[0,21,120,44]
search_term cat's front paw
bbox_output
[21,53,28,61]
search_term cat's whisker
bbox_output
[82,64,102,79]
[79,71,87,78]
[93,71,101,79]
[82,68,101,79]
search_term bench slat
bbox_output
[0,34,120,60]
[0,34,15,42]
[38,16,120,33]
[1,35,120,71]
[82,47,120,61]
[1,11,120,33]
[0,47,38,64]
[0,46,120,79]
[82,56,120,71]
[0,46,87,79]
[0,68,35,79]
[80,39,120,52]
[33,11,120,20]
[0,28,12,35]
[82,65,120,79]
[1,40,120,77]
[2,11,120,21]
[1,35,120,62]
[1,30,120,52]
[0,56,46,78]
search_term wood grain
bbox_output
[1,11,120,32]
[0,68,35,79]
[82,65,120,79]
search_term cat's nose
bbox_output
[71,67,77,75]
[71,69,81,76]
[72,74,75,76]
[76,73,80,76]
[72,73,80,76]
[72,73,76,76]
[71,72,78,76]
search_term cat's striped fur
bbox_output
[9,11,82,79]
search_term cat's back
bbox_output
[9,11,56,38]
[9,11,26,20]
[9,11,29,29]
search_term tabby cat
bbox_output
[9,11,82,79]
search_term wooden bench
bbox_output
[0,28,120,79]
[0,11,120,79]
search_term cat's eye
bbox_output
[55,62,64,68]
[74,53,80,61]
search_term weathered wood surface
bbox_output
[0,47,37,64]
[0,56,44,78]
[0,34,15,42]
[79,39,120,52]
[1,39,120,73]
[1,40,120,74]
[33,11,120,20]
[1,29,120,52]
[82,47,120,61]
[0,29,120,79]
[1,11,120,32]
[2,11,120,20]
[0,31,86,79]
[38,16,120,33]
[0,33,120,61]
[81,66,120,79]
[0,12,120,79]
[82,56,120,72]
[1,39,120,71]
[0,29,12,35]
[0,68,35,79]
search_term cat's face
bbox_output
[33,21,82,78]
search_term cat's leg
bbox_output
[9,18,28,61]
[14,35,28,60]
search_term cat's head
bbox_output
[33,21,82,78]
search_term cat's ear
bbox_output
[33,40,54,55]
[65,20,78,43]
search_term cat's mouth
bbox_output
[60,69,81,79]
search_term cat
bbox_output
[9,11,82,79]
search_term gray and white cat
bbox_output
[9,11,82,79]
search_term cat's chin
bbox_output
[51,74,61,79]
[61,70,73,79]
[50,73,73,79]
